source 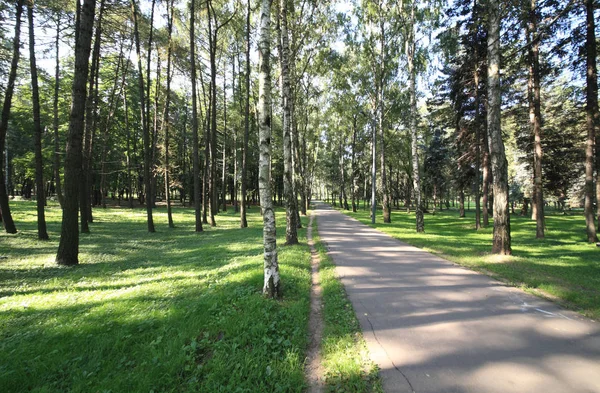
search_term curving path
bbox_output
[314,202,600,393]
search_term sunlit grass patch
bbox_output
[0,201,311,392]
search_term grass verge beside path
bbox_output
[0,201,310,392]
[311,213,383,393]
[337,206,600,320]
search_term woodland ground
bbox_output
[338,203,600,320]
[0,201,378,393]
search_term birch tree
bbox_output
[258,0,280,298]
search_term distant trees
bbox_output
[1,0,599,270]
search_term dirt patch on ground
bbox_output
[305,213,324,393]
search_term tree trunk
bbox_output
[208,0,218,226]
[240,0,251,228]
[409,5,423,233]
[258,0,279,298]
[584,0,598,242]
[222,70,227,212]
[145,0,156,208]
[28,1,48,240]
[459,189,465,217]
[0,0,23,234]
[56,0,97,265]
[279,0,298,244]
[81,0,104,232]
[487,0,511,254]
[164,0,175,228]
[52,19,63,208]
[351,115,358,212]
[474,16,482,229]
[190,0,203,232]
[131,0,155,233]
[527,0,545,238]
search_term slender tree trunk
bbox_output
[145,0,156,208]
[370,122,376,224]
[351,115,358,212]
[28,1,48,240]
[81,0,104,232]
[131,0,155,233]
[190,0,203,232]
[584,0,598,242]
[222,70,227,212]
[258,0,279,298]
[56,0,97,265]
[482,136,491,226]
[207,1,218,226]
[474,16,481,229]
[408,7,423,233]
[240,0,251,228]
[164,0,175,228]
[459,189,465,217]
[527,0,545,238]
[0,0,23,234]
[123,89,134,208]
[487,0,511,254]
[279,0,298,244]
[53,19,63,208]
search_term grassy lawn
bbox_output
[336,205,600,320]
[1,201,313,392]
[310,216,382,393]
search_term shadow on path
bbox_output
[315,202,600,393]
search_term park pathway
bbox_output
[314,202,600,393]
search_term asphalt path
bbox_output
[314,202,600,393]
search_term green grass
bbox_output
[335,205,600,320]
[310,214,383,393]
[0,201,311,393]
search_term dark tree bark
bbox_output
[279,0,298,244]
[131,0,155,232]
[240,0,251,228]
[81,0,104,232]
[52,19,63,208]
[487,0,511,255]
[527,0,545,238]
[0,0,24,234]
[27,0,48,240]
[208,0,218,226]
[584,0,598,241]
[164,0,175,228]
[56,0,97,265]
[190,0,203,232]
[146,0,157,209]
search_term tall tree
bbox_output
[279,0,298,244]
[527,0,545,238]
[164,0,175,228]
[584,0,598,242]
[240,0,251,228]
[258,0,280,298]
[0,0,23,234]
[56,0,97,265]
[190,0,203,232]
[27,0,48,240]
[52,16,63,208]
[408,2,424,232]
[486,0,511,254]
[131,0,155,232]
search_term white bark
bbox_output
[258,0,280,298]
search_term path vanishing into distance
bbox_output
[314,202,600,393]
